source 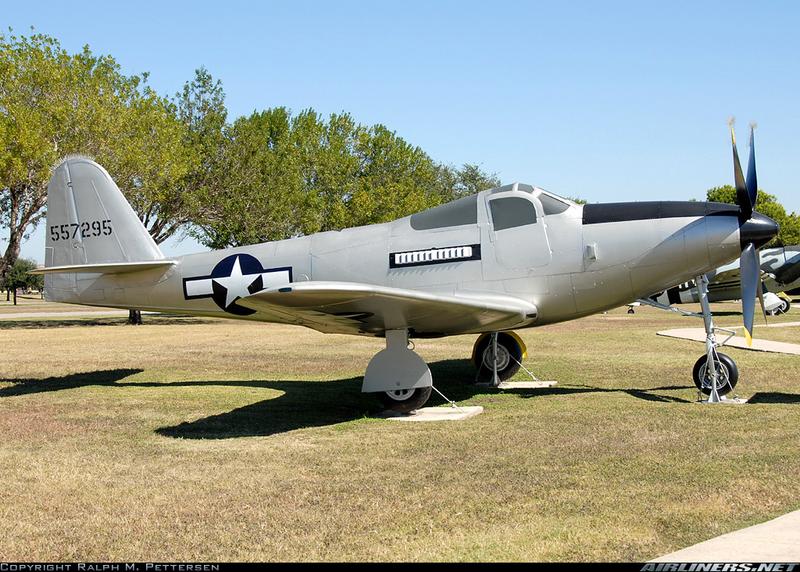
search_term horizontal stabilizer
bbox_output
[31,260,176,275]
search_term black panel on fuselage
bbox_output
[583,201,739,225]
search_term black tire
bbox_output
[377,386,433,413]
[627,307,635,314]
[473,332,523,382]
[692,353,739,396]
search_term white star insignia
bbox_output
[212,256,257,308]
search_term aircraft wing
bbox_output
[236,281,537,336]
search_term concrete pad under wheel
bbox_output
[698,396,749,405]
[379,405,483,422]
[497,381,558,389]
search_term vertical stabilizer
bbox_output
[45,156,164,269]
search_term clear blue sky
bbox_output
[6,0,800,262]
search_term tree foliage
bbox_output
[0,30,195,283]
[190,109,500,249]
[2,30,501,264]
[707,185,800,247]
[169,67,228,242]
[2,257,41,297]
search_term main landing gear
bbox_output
[693,275,739,401]
[471,331,525,385]
[363,329,433,413]
[364,329,528,413]
[768,296,791,316]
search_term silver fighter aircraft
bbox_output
[34,125,778,411]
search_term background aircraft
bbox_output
[34,127,777,412]
[645,245,799,315]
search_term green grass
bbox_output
[0,300,798,561]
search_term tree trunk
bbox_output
[1,243,20,286]
[128,309,143,325]
[1,191,22,281]
[2,228,22,305]
[1,183,47,286]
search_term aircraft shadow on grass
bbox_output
[1,362,796,439]
[0,368,145,396]
[0,317,209,330]
[747,392,800,404]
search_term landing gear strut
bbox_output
[694,274,739,400]
[364,329,433,412]
[472,332,524,385]
[768,296,791,316]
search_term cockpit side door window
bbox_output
[482,192,551,277]
[489,196,538,231]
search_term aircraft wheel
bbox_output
[627,307,635,314]
[769,298,791,316]
[377,386,432,413]
[692,353,739,396]
[473,332,523,381]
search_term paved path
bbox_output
[658,328,800,355]
[653,510,800,562]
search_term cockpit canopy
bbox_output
[409,183,575,231]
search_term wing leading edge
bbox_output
[237,281,538,337]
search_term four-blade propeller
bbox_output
[730,119,770,345]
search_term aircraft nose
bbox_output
[740,212,779,250]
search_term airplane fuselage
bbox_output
[46,183,758,336]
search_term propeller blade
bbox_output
[746,124,758,210]
[740,242,759,345]
[729,118,752,219]
[757,280,768,325]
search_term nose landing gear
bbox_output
[692,352,739,396]
[695,274,740,401]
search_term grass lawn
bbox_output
[0,300,798,561]
[0,293,118,314]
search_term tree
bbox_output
[190,107,305,248]
[436,163,501,202]
[108,82,200,326]
[100,89,195,244]
[295,111,362,234]
[1,32,73,284]
[0,34,189,274]
[3,31,503,289]
[190,109,498,248]
[707,186,800,247]
[1,32,142,281]
[2,257,39,305]
[346,123,444,228]
[0,31,201,324]
[168,67,228,241]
